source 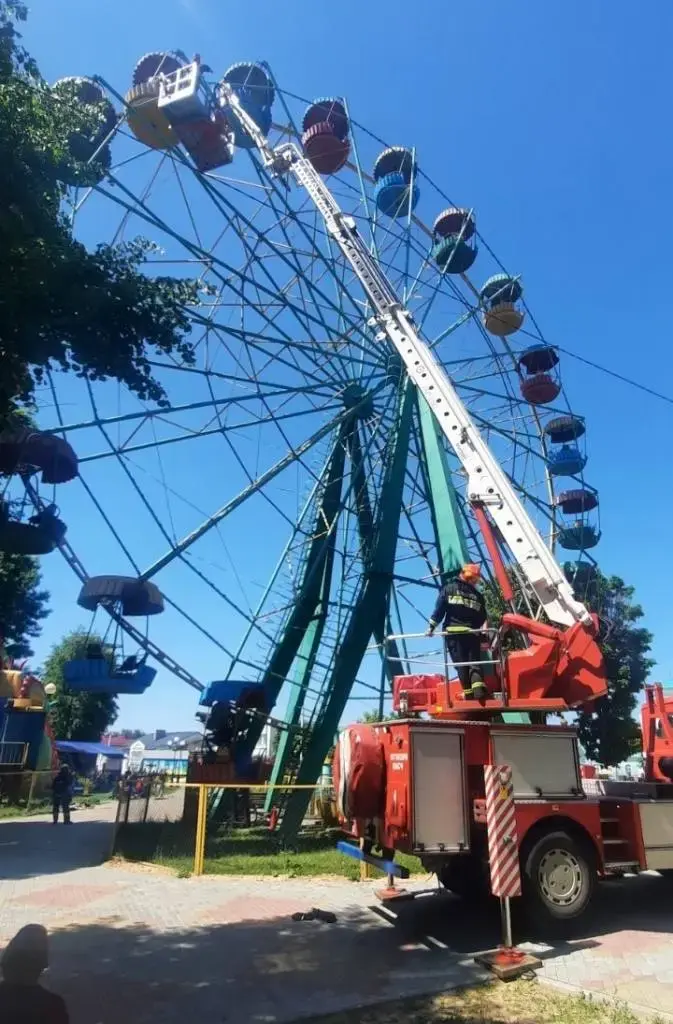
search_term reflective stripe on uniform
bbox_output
[445,594,482,611]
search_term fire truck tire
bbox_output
[523,830,596,930]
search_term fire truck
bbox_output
[334,683,673,931]
[210,70,673,932]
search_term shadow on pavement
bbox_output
[15,907,511,1024]
[17,877,673,1024]
[0,818,113,879]
[379,869,673,950]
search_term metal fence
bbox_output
[112,778,339,876]
[115,776,186,825]
[0,768,53,808]
[0,742,28,768]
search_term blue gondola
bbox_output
[199,679,271,709]
[63,576,164,696]
[559,525,601,551]
[221,62,275,107]
[547,444,587,477]
[373,147,419,219]
[63,658,156,695]
[431,207,477,273]
[564,560,599,589]
[220,62,273,150]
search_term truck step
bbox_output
[604,861,639,873]
[602,837,628,845]
[600,817,619,824]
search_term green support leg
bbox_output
[263,556,332,812]
[416,390,469,574]
[279,381,414,837]
[240,425,348,764]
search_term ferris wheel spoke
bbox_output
[228,380,404,689]
[52,378,338,437]
[138,403,368,580]
[99,179,358,358]
[192,159,377,354]
[221,205,360,388]
[240,176,390,375]
[170,159,206,251]
[77,402,345,463]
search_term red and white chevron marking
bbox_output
[484,764,521,898]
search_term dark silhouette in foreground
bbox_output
[0,924,69,1023]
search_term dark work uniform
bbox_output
[52,772,72,824]
[429,578,486,689]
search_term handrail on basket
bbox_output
[382,627,507,689]
[385,628,498,640]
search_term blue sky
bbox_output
[21,0,673,731]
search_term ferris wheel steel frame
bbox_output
[27,58,601,835]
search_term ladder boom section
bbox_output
[219,88,591,629]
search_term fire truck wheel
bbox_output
[523,830,596,930]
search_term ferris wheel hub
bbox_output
[339,383,374,419]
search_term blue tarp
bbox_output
[54,740,125,759]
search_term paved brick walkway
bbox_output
[1,807,672,1023]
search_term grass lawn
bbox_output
[0,792,114,819]
[0,799,52,819]
[113,822,424,879]
[312,979,664,1024]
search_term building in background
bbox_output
[128,730,202,776]
[127,724,277,776]
[98,734,132,776]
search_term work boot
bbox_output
[462,675,487,701]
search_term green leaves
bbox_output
[0,550,49,657]
[577,574,654,767]
[43,629,119,741]
[0,0,199,411]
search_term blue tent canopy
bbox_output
[54,740,125,758]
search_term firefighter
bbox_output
[426,563,488,698]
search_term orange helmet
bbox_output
[460,563,481,582]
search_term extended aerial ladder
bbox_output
[212,78,608,715]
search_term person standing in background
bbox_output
[51,765,73,825]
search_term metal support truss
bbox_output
[279,380,414,836]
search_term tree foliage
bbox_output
[0,1,200,415]
[577,574,653,767]
[484,568,653,767]
[357,709,384,724]
[0,550,49,657]
[43,630,118,741]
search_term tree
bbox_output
[0,551,49,657]
[0,406,50,656]
[577,574,653,767]
[0,2,201,417]
[484,568,654,766]
[43,630,118,741]
[358,709,384,724]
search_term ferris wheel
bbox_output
[9,54,601,828]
